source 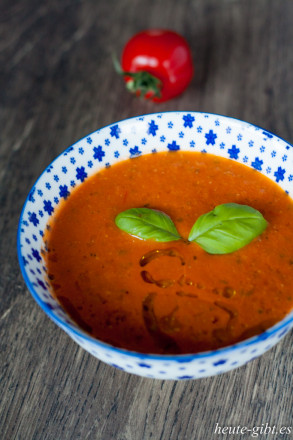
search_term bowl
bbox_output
[17,111,293,380]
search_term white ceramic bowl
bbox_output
[18,112,293,379]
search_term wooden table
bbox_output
[1,0,293,438]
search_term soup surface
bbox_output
[43,152,293,354]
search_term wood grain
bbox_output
[1,0,293,439]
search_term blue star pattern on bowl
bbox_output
[17,112,293,380]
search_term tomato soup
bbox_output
[43,152,293,354]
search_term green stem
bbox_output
[112,54,162,99]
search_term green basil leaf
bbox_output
[115,208,181,242]
[188,203,268,254]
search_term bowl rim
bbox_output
[17,110,293,361]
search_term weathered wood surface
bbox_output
[1,0,293,439]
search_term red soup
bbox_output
[43,152,293,354]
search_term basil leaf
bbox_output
[115,208,181,242]
[188,203,268,254]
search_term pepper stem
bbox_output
[113,54,162,99]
